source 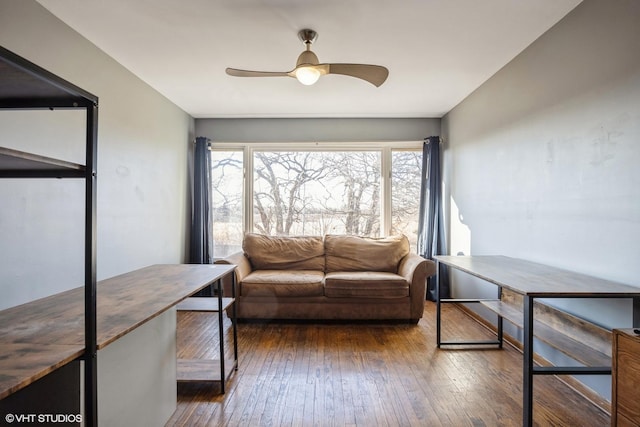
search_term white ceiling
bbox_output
[36,0,582,119]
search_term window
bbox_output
[210,143,422,257]
[253,151,381,236]
[391,150,423,249]
[211,150,243,258]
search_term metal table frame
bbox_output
[176,264,238,393]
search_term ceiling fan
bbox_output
[225,29,389,87]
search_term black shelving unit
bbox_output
[0,46,98,426]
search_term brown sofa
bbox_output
[215,233,436,323]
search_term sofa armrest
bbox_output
[214,251,252,297]
[398,253,424,282]
[398,253,437,321]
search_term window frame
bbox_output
[209,140,422,238]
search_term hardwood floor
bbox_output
[167,302,610,426]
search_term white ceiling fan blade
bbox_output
[326,64,389,87]
[225,68,292,78]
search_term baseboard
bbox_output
[454,304,611,416]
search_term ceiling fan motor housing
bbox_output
[296,50,320,67]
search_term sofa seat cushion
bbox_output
[241,270,325,297]
[243,233,325,270]
[324,272,409,298]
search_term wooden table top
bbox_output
[435,255,640,297]
[0,344,84,399]
[0,263,235,398]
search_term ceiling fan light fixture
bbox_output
[295,66,321,85]
[225,28,389,87]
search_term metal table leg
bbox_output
[436,260,442,347]
[523,295,534,427]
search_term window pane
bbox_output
[391,150,423,251]
[253,151,380,237]
[211,150,243,257]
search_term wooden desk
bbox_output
[0,264,236,422]
[434,255,640,427]
[612,328,640,426]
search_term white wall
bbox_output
[442,0,640,397]
[196,118,439,142]
[0,0,194,309]
[97,308,177,427]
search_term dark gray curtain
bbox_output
[190,136,213,265]
[417,136,450,300]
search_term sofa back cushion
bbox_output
[324,234,410,273]
[243,233,325,270]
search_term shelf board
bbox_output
[480,300,611,367]
[0,46,97,108]
[176,297,235,312]
[0,146,85,178]
[177,358,237,383]
[480,300,524,328]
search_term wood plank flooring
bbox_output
[167,302,610,426]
